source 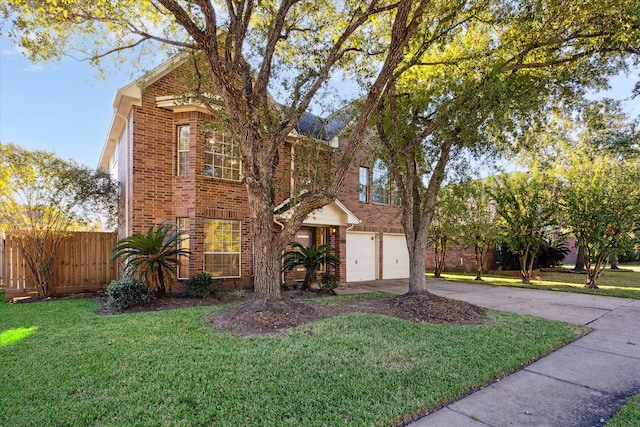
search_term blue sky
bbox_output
[0,37,132,168]
[1,36,638,170]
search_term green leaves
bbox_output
[488,166,559,282]
[281,242,340,290]
[0,143,118,296]
[112,222,191,298]
[556,149,640,287]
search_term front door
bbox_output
[292,228,314,281]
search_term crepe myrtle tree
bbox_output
[0,143,117,297]
[488,166,559,284]
[428,183,466,278]
[1,0,440,301]
[572,100,640,271]
[520,100,640,280]
[456,179,498,281]
[556,149,640,288]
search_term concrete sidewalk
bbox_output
[337,279,640,427]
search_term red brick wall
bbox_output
[118,66,445,290]
[424,244,497,274]
[130,76,176,231]
[120,71,250,291]
[336,138,404,280]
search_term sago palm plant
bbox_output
[282,243,340,291]
[112,222,190,298]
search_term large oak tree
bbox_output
[1,0,442,300]
[372,0,639,293]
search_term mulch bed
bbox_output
[211,292,486,336]
[16,289,487,337]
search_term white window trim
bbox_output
[177,125,190,177]
[203,219,242,279]
[204,132,242,182]
[176,217,190,279]
[359,166,369,203]
[372,160,391,205]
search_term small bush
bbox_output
[320,273,340,293]
[618,239,640,263]
[187,273,219,298]
[106,278,152,312]
[536,240,570,268]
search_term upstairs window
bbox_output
[359,166,369,202]
[392,185,402,207]
[204,132,241,181]
[372,159,390,204]
[177,125,190,176]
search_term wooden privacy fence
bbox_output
[1,232,119,299]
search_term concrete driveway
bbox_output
[337,279,640,426]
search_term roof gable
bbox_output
[98,55,346,170]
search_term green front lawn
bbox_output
[439,267,640,299]
[607,391,640,427]
[1,296,586,426]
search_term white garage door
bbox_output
[382,234,410,279]
[346,232,377,282]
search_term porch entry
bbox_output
[291,227,329,281]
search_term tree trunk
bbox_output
[156,268,167,298]
[253,239,284,300]
[247,177,285,301]
[19,237,56,298]
[301,267,315,291]
[573,244,585,271]
[407,231,429,294]
[609,253,619,270]
[584,276,599,289]
[33,265,53,298]
[474,243,484,281]
[520,249,531,284]
[584,253,606,289]
[434,238,446,278]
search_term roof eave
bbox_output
[97,55,189,171]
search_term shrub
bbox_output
[536,240,570,268]
[618,235,640,263]
[187,273,219,298]
[282,243,340,291]
[320,273,340,294]
[111,222,190,298]
[106,278,152,312]
[496,240,570,270]
[619,247,640,263]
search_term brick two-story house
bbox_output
[98,57,410,290]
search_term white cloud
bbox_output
[0,41,46,71]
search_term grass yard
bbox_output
[1,295,586,426]
[607,391,640,427]
[439,266,640,299]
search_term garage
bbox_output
[382,234,410,279]
[346,232,377,282]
